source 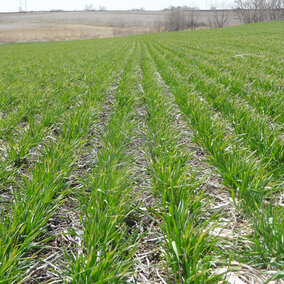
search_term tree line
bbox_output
[161,1,283,32]
[235,0,284,23]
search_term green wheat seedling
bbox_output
[139,42,222,282]
[0,21,283,283]
[160,39,283,123]
[64,43,142,283]
[150,30,283,126]
[0,101,100,281]
[0,41,132,192]
[0,40,134,282]
[146,40,283,270]
[149,40,284,178]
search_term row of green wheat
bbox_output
[0,22,283,282]
[0,38,136,282]
[143,36,283,273]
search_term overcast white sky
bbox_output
[0,0,235,12]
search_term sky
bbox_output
[0,0,235,12]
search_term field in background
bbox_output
[0,22,283,283]
[0,10,242,43]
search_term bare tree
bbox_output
[267,0,284,20]
[165,7,199,31]
[211,7,228,27]
[165,9,186,31]
[154,18,166,32]
[235,0,284,23]
[235,0,263,23]
[187,8,199,30]
[85,4,95,11]
[18,0,27,12]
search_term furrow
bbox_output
[127,42,166,284]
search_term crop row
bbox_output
[0,39,136,282]
[148,40,284,177]
[0,22,283,283]
[140,41,223,282]
[144,36,283,271]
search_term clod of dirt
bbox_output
[14,156,29,167]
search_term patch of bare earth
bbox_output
[0,23,114,43]
[0,10,243,44]
[127,77,167,283]
[0,22,154,44]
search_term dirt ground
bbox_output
[0,10,242,43]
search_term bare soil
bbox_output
[0,10,242,44]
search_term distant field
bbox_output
[0,10,242,43]
[0,22,283,283]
